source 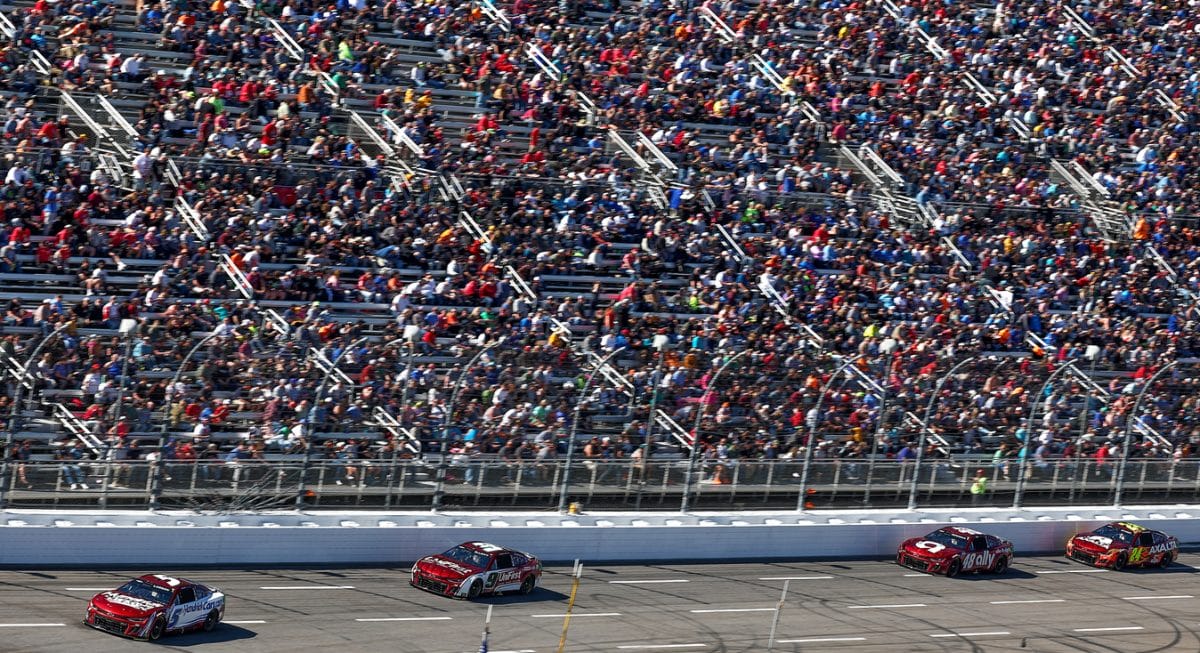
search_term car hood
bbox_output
[1071,534,1126,553]
[416,555,483,581]
[91,591,165,618]
[898,538,961,560]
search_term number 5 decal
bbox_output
[916,541,946,554]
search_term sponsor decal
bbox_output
[961,550,996,570]
[1080,535,1113,548]
[1149,541,1176,554]
[495,570,522,584]
[180,600,221,616]
[1116,522,1145,533]
[429,558,474,575]
[1128,541,1176,564]
[103,592,163,612]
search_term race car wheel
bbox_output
[466,580,483,599]
[148,616,165,641]
[203,610,219,632]
[1113,553,1127,571]
[992,556,1009,575]
[1159,553,1174,569]
[946,559,962,578]
[520,576,536,595]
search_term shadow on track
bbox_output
[949,568,1039,581]
[1119,562,1199,575]
[473,588,571,604]
[152,624,258,646]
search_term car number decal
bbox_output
[915,541,946,554]
[1080,535,1113,548]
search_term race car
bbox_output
[411,541,542,599]
[85,574,225,641]
[897,526,1014,577]
[1066,522,1178,570]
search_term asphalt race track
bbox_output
[2,555,1199,652]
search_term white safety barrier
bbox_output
[1,507,1197,566]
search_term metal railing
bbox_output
[4,457,1196,512]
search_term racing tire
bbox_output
[946,559,962,578]
[992,556,1009,575]
[1159,553,1174,569]
[148,616,165,641]
[519,576,536,596]
[466,580,483,599]
[1112,553,1127,571]
[203,610,219,633]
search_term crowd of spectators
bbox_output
[0,0,1198,496]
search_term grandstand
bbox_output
[0,0,1198,510]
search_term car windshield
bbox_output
[1092,525,1135,543]
[924,530,969,550]
[115,580,172,605]
[441,545,490,569]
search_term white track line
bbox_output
[758,576,834,581]
[609,580,690,585]
[990,599,1066,605]
[225,620,267,625]
[616,646,706,651]
[689,608,775,614]
[63,587,110,591]
[1074,626,1144,633]
[847,603,927,609]
[1036,569,1107,574]
[1123,595,1193,601]
[903,573,932,577]
[930,631,1011,638]
[776,637,866,644]
[531,613,621,618]
[259,585,356,590]
[0,623,66,628]
[355,617,453,622]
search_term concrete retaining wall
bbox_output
[2,507,1198,566]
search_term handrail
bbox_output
[371,406,422,454]
[219,254,254,300]
[174,196,210,242]
[378,113,426,158]
[475,0,511,32]
[95,95,139,141]
[636,131,679,173]
[59,92,129,159]
[52,403,104,456]
[346,109,397,159]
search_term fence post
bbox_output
[1116,362,1179,507]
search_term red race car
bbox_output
[1066,521,1178,570]
[85,574,225,641]
[897,526,1014,577]
[411,541,542,599]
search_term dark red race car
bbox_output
[1066,521,1178,570]
[897,526,1014,577]
[85,574,225,641]
[411,541,542,599]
